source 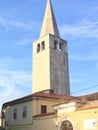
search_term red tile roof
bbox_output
[77,92,98,100]
[2,90,98,110]
[77,105,98,111]
[33,91,74,100]
[2,90,74,109]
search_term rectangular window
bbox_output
[23,106,27,118]
[2,111,5,119]
[41,105,47,114]
[13,108,17,120]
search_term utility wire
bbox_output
[71,84,98,94]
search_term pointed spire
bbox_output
[40,0,60,37]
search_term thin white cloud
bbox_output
[0,56,32,109]
[70,78,85,84]
[0,57,32,88]
[69,52,98,61]
[88,6,98,18]
[0,70,32,109]
[0,57,14,68]
[0,16,39,31]
[16,38,34,46]
[60,19,98,38]
[0,56,31,71]
[0,76,24,109]
[95,63,98,70]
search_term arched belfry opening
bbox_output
[37,44,40,53]
[41,41,45,50]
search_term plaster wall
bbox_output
[4,101,32,126]
[33,98,59,116]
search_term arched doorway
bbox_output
[60,120,73,130]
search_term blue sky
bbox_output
[0,0,98,109]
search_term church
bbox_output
[1,0,98,130]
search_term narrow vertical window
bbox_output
[2,111,5,119]
[54,40,57,50]
[23,106,27,118]
[37,43,40,53]
[59,43,62,50]
[41,105,47,114]
[13,108,17,120]
[42,41,45,50]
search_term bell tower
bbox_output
[32,0,70,95]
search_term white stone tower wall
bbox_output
[32,0,70,95]
[33,35,51,93]
[49,34,70,95]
